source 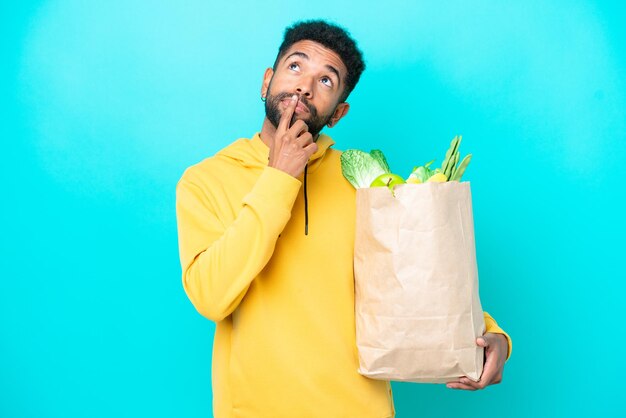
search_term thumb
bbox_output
[476,336,490,348]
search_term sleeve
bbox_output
[483,311,513,361]
[175,166,302,322]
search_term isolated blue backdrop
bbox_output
[2,1,625,417]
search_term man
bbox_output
[176,19,512,418]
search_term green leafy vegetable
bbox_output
[369,150,391,173]
[340,149,390,188]
[406,136,472,183]
[407,160,438,183]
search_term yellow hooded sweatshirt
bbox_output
[175,132,512,418]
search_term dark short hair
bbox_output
[272,19,366,103]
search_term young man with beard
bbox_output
[175,19,512,418]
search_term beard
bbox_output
[264,88,335,139]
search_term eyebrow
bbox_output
[284,51,342,86]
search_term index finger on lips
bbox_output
[278,94,299,132]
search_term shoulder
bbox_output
[321,147,347,170]
[177,138,249,187]
[322,147,344,162]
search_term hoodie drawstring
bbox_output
[304,163,309,235]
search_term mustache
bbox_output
[273,93,316,116]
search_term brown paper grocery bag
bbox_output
[354,181,486,383]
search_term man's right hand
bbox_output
[268,94,318,178]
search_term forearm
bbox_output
[177,167,301,322]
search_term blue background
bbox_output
[2,1,625,417]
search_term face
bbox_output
[262,40,350,137]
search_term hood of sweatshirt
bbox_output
[215,131,336,235]
[215,132,335,173]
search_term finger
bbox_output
[295,131,314,147]
[476,335,490,348]
[303,141,318,158]
[446,382,478,391]
[289,119,309,137]
[457,376,483,390]
[475,345,499,387]
[278,94,299,132]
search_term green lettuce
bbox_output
[340,149,390,189]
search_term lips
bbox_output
[282,98,309,113]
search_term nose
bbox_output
[295,76,314,98]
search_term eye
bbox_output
[288,62,300,71]
[321,76,333,87]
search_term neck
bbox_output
[260,117,320,148]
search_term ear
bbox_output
[261,67,273,98]
[327,102,350,128]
